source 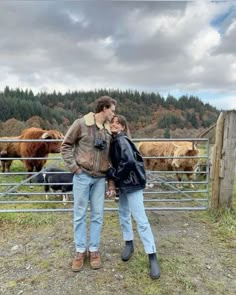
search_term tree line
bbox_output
[0,86,220,136]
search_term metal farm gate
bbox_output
[0,138,210,213]
[135,138,210,211]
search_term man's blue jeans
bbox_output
[119,189,156,254]
[73,172,105,253]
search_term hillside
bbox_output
[0,87,220,137]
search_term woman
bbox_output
[107,115,160,280]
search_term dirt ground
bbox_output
[0,210,235,295]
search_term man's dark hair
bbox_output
[95,96,117,113]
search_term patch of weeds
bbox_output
[203,277,226,294]
[220,255,235,268]
[6,280,17,288]
[128,249,148,273]
[160,255,200,294]
[103,213,121,238]
[38,259,50,270]
[50,239,61,248]
[27,274,49,287]
[176,276,197,293]
[146,211,160,225]
[0,212,58,225]
[54,248,69,259]
[95,275,114,285]
[122,275,160,295]
[198,208,236,241]
[103,213,119,225]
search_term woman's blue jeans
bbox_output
[119,189,156,254]
[73,172,105,253]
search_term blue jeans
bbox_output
[118,189,156,254]
[73,172,105,253]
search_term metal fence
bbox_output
[0,138,209,213]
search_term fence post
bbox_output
[210,111,236,209]
[219,110,236,208]
[210,112,224,209]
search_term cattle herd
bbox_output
[0,127,64,174]
[0,127,71,203]
[137,141,200,188]
[0,128,202,202]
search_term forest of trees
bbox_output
[0,86,220,137]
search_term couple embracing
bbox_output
[61,96,160,280]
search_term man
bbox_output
[61,96,116,271]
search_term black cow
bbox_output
[36,167,73,204]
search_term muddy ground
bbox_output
[0,210,235,295]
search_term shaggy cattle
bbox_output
[0,136,20,172]
[15,127,64,177]
[35,167,73,204]
[137,141,200,188]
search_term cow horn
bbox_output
[42,132,50,139]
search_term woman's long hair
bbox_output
[111,115,131,138]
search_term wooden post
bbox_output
[210,112,225,209]
[218,111,236,208]
[210,111,236,209]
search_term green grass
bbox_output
[116,250,161,295]
[1,206,235,294]
[0,212,58,225]
[205,175,236,241]
[200,208,236,240]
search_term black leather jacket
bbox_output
[107,132,146,193]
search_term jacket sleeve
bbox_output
[109,138,136,181]
[60,119,81,173]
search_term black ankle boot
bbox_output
[121,240,134,261]
[148,253,160,279]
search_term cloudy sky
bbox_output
[0,1,235,110]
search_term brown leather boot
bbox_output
[71,252,86,272]
[89,251,101,269]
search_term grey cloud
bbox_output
[0,1,235,110]
[214,21,236,55]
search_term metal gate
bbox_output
[134,138,209,211]
[0,138,209,213]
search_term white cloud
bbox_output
[187,29,221,61]
[65,10,90,27]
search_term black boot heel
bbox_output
[121,240,134,261]
[149,253,160,279]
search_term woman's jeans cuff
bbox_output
[76,247,87,253]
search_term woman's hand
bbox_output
[106,189,116,199]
